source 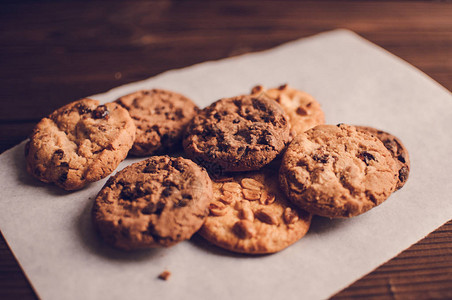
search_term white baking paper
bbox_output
[1,29,451,300]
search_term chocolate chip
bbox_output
[313,153,329,164]
[76,103,91,114]
[142,202,161,215]
[296,106,308,116]
[358,151,376,165]
[141,205,153,215]
[162,179,177,187]
[252,98,267,112]
[182,194,192,200]
[92,105,109,119]
[105,177,115,188]
[154,202,165,215]
[135,182,147,197]
[53,149,64,159]
[297,160,307,167]
[120,184,135,200]
[243,147,251,156]
[245,115,258,122]
[175,108,183,118]
[235,129,252,143]
[175,198,190,208]
[258,134,273,146]
[162,187,172,197]
[217,143,230,152]
[366,191,378,205]
[278,117,287,126]
[58,172,68,183]
[145,224,162,242]
[399,166,409,183]
[278,84,288,90]
[233,118,240,124]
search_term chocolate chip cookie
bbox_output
[199,169,312,254]
[92,156,213,250]
[279,124,398,218]
[116,89,199,156]
[356,126,410,190]
[251,84,325,137]
[183,94,291,173]
[25,99,136,190]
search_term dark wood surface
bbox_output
[1,1,451,299]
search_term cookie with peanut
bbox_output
[199,168,311,254]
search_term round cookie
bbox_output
[355,126,410,190]
[92,156,213,250]
[116,89,199,156]
[251,84,325,137]
[279,124,398,218]
[183,94,291,173]
[25,99,136,191]
[199,169,312,254]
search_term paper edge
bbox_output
[338,29,451,94]
[88,29,352,100]
[1,29,451,299]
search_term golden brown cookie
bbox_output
[199,169,312,254]
[279,124,398,218]
[25,99,136,190]
[355,126,410,190]
[92,156,213,250]
[115,89,199,156]
[183,94,291,174]
[251,84,325,137]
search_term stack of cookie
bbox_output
[25,84,409,255]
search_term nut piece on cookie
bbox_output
[355,126,410,190]
[115,89,199,156]
[183,94,291,174]
[199,169,312,254]
[279,124,399,218]
[251,84,325,137]
[25,98,136,191]
[92,156,213,250]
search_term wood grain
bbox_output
[1,1,451,299]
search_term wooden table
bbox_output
[1,1,451,298]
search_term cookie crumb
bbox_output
[158,270,171,281]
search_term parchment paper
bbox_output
[1,29,451,300]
